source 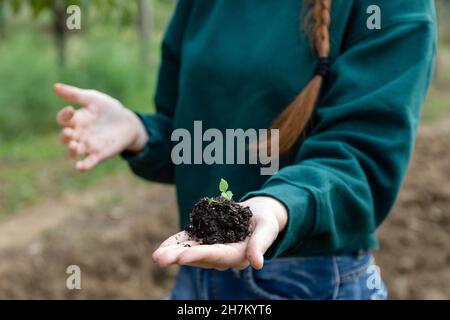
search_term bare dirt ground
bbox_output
[374,123,450,299]
[0,123,448,299]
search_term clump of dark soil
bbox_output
[184,197,253,245]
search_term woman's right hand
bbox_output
[54,83,149,172]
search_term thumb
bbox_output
[54,83,95,106]
[246,218,278,270]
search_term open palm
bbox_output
[55,83,148,171]
[152,197,288,270]
[153,229,251,271]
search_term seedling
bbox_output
[219,178,233,201]
[185,178,252,245]
[206,178,233,204]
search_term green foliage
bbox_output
[0,0,177,216]
[2,0,176,28]
[0,27,156,141]
[219,179,233,201]
[0,0,178,142]
[0,133,126,215]
[6,0,121,20]
[0,31,61,140]
[219,179,228,193]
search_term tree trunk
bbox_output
[0,1,5,40]
[137,0,153,68]
[52,0,67,66]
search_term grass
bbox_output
[0,133,126,216]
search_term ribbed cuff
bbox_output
[240,178,316,259]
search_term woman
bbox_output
[55,0,436,299]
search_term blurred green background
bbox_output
[0,0,175,215]
[0,0,449,216]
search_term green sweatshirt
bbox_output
[123,0,436,257]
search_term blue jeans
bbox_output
[169,251,387,300]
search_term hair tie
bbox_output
[315,57,330,78]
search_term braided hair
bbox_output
[268,0,332,155]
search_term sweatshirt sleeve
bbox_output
[242,7,437,258]
[122,0,193,184]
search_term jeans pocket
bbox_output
[242,257,336,300]
[335,254,388,300]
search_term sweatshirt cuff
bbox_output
[121,112,172,174]
[240,178,316,259]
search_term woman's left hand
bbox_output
[152,196,288,270]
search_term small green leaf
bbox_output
[221,191,233,201]
[219,178,229,193]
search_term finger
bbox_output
[61,127,84,145]
[68,140,79,159]
[177,244,245,269]
[153,246,189,266]
[182,259,250,271]
[159,232,192,248]
[153,241,197,259]
[68,140,87,158]
[181,261,228,271]
[57,106,75,127]
[76,153,100,172]
[246,220,278,270]
[54,83,95,106]
[60,127,75,144]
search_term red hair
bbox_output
[267,0,332,155]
